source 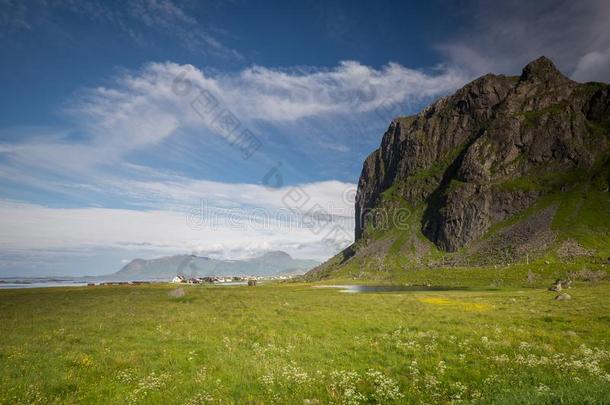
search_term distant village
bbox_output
[170,274,296,284]
[90,273,298,287]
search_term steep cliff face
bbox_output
[355,71,516,241]
[355,57,610,253]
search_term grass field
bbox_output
[1,267,609,404]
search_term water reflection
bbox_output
[314,285,468,293]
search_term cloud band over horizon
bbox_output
[1,0,609,276]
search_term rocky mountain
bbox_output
[112,251,319,279]
[308,57,610,279]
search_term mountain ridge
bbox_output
[111,250,319,279]
[307,57,610,280]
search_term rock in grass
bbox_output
[168,288,186,298]
[549,278,572,291]
[555,293,571,301]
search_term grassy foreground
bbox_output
[1,268,609,404]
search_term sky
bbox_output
[1,0,609,276]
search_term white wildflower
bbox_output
[365,369,404,402]
[184,392,214,404]
[535,384,551,395]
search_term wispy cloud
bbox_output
[66,59,466,142]
[224,61,466,121]
[439,0,610,82]
[0,58,466,274]
[1,0,242,60]
[0,0,30,35]
[0,189,353,273]
[0,59,466,181]
[125,0,243,59]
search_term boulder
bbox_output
[549,279,572,291]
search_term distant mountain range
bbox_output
[110,251,319,279]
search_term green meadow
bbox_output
[1,266,609,404]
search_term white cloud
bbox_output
[0,59,466,274]
[107,177,356,213]
[572,49,610,83]
[0,59,466,180]
[0,187,354,266]
[439,0,610,81]
[64,59,466,144]
[202,61,466,122]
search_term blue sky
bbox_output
[1,0,609,276]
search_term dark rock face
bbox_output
[355,57,610,251]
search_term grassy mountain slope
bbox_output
[307,58,610,281]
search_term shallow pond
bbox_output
[313,285,468,293]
